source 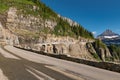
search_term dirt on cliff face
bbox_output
[0,14,7,28]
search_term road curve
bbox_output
[0,45,120,80]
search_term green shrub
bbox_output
[94,39,106,49]
[92,53,101,61]
[108,45,120,60]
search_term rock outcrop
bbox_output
[92,40,112,61]
[0,0,115,62]
[0,7,110,61]
[0,21,19,45]
[33,35,94,59]
[6,7,57,32]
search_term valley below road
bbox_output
[0,45,120,80]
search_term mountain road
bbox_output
[0,45,120,80]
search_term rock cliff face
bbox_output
[92,40,112,61]
[32,34,94,60]
[0,0,113,61]
[0,7,93,60]
[6,7,56,34]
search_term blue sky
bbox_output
[41,0,120,37]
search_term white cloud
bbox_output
[92,31,97,35]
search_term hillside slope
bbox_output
[0,0,116,61]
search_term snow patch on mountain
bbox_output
[104,35,119,39]
[97,29,120,39]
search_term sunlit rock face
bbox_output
[0,7,93,60]
[1,3,112,61]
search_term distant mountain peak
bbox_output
[100,29,118,36]
[97,29,119,39]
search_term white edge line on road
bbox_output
[26,69,44,80]
[26,66,55,80]
[0,48,20,60]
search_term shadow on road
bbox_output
[0,49,74,80]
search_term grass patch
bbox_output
[92,53,101,61]
[0,2,9,13]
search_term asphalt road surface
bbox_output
[0,45,120,80]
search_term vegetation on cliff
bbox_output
[108,45,120,61]
[53,18,93,38]
[91,39,120,62]
[0,0,57,18]
[0,0,94,39]
[94,39,106,49]
[92,39,111,61]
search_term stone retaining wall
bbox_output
[15,46,120,73]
